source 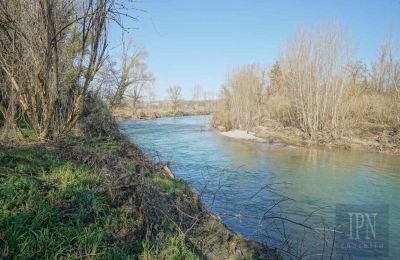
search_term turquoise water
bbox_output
[119,115,400,259]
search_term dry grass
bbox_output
[213,25,400,153]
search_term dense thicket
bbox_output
[0,0,131,141]
[214,25,400,145]
[216,64,265,130]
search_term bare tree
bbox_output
[268,62,284,95]
[278,24,353,137]
[345,61,368,86]
[0,71,22,139]
[191,84,202,101]
[0,0,129,141]
[167,85,182,115]
[371,33,400,94]
[111,37,154,116]
[146,85,157,103]
[218,64,265,130]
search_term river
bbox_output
[119,115,400,259]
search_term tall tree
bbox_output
[222,64,265,130]
[110,37,154,115]
[191,84,202,101]
[0,0,127,141]
[268,62,284,95]
[167,85,182,115]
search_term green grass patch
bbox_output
[19,127,38,142]
[0,145,200,259]
[141,235,198,260]
[67,135,121,155]
[150,174,187,197]
[0,146,135,259]
[84,137,120,154]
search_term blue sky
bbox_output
[111,0,400,99]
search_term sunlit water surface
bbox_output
[119,115,400,259]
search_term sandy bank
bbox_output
[220,129,267,142]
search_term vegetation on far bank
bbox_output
[213,24,400,153]
[113,100,217,120]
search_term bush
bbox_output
[79,93,119,138]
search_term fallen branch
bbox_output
[163,165,175,178]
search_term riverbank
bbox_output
[114,110,211,121]
[113,100,216,121]
[0,117,278,259]
[220,129,267,142]
[214,118,400,154]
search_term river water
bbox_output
[119,115,400,259]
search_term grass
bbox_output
[0,143,203,259]
[81,137,121,154]
[0,120,38,142]
[0,146,134,258]
[150,174,187,197]
[141,235,199,260]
